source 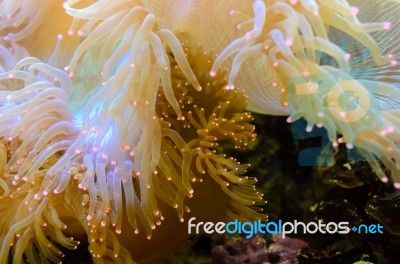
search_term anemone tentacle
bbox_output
[210,0,400,187]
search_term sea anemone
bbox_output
[206,0,400,187]
[0,46,80,263]
[0,0,265,262]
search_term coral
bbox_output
[211,234,307,264]
[267,234,309,263]
[211,235,269,264]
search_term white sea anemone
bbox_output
[203,0,400,187]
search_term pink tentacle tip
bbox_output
[381,176,389,183]
[346,143,354,149]
[351,6,359,15]
[384,22,392,30]
[225,84,235,90]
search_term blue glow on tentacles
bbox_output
[69,40,129,124]
[100,125,114,150]
[89,100,105,120]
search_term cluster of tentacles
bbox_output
[0,0,400,263]
[0,1,265,263]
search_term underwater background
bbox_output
[181,114,400,264]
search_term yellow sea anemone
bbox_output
[0,0,265,262]
[1,0,400,263]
